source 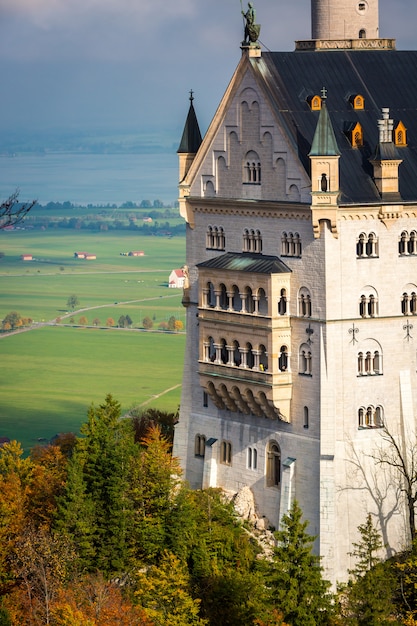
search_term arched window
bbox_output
[401,285,417,315]
[195,434,206,457]
[409,231,417,255]
[246,342,254,369]
[278,288,287,316]
[220,440,232,465]
[359,290,378,318]
[359,28,366,38]
[259,344,268,371]
[258,288,268,315]
[303,406,309,429]
[248,447,258,470]
[232,285,242,312]
[219,283,228,310]
[358,406,384,429]
[357,232,378,257]
[266,441,281,487]
[299,343,312,375]
[357,348,383,375]
[220,338,228,364]
[298,287,312,317]
[399,231,408,255]
[206,225,225,250]
[233,340,241,366]
[281,232,302,257]
[278,345,288,372]
[206,281,216,308]
[244,151,261,184]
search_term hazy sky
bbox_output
[0,0,416,142]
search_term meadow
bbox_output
[0,228,186,451]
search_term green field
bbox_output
[0,229,187,451]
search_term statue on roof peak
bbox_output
[241,1,261,46]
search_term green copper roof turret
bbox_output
[309,98,340,157]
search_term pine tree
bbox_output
[129,425,181,563]
[75,394,136,574]
[341,514,395,626]
[267,500,334,626]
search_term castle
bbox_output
[173,0,417,584]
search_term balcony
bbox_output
[198,360,292,422]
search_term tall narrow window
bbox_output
[248,447,258,470]
[267,441,281,487]
[195,434,206,457]
[220,440,232,465]
[278,288,287,315]
[279,346,288,372]
[303,406,309,429]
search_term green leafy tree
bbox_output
[118,315,127,328]
[92,317,100,326]
[134,550,208,625]
[167,315,176,331]
[130,407,178,447]
[67,295,79,311]
[125,314,133,327]
[2,311,22,330]
[142,316,153,330]
[267,500,334,626]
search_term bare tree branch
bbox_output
[0,190,37,229]
[370,425,417,539]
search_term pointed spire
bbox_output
[177,90,202,154]
[309,94,340,157]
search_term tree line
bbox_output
[1,396,417,624]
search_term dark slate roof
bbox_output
[197,252,292,274]
[177,97,202,154]
[253,50,417,203]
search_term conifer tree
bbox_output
[341,514,395,626]
[129,425,181,563]
[267,500,334,626]
[75,394,137,574]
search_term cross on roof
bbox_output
[321,86,327,100]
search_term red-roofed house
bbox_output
[169,268,185,289]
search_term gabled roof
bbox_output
[252,49,417,203]
[197,252,291,274]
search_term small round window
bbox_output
[357,1,367,13]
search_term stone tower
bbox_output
[311,0,379,40]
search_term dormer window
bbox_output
[349,94,365,110]
[394,121,407,147]
[344,121,363,148]
[308,95,322,111]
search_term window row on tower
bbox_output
[359,287,417,317]
[202,337,313,375]
[202,282,312,318]
[205,226,302,258]
[356,230,417,258]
